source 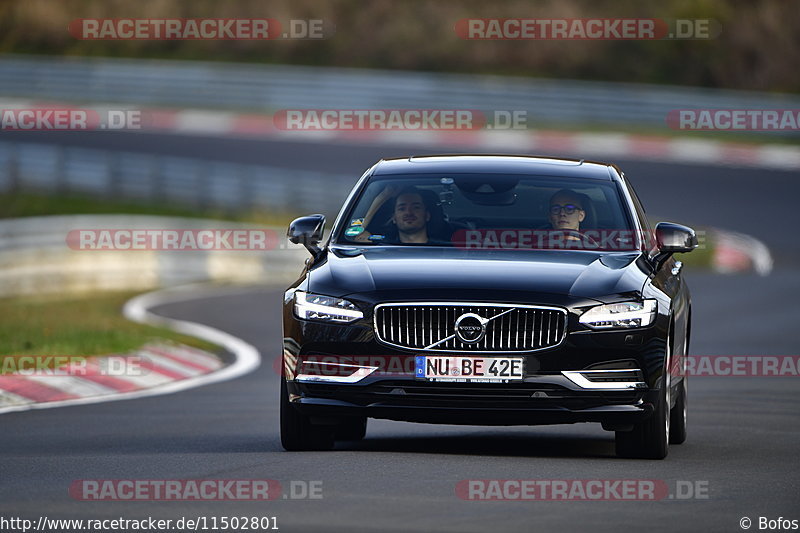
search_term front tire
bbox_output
[669,377,687,444]
[616,323,679,459]
[669,330,689,445]
[615,377,670,459]
[280,378,335,451]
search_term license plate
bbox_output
[415,355,524,382]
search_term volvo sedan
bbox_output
[281,155,696,459]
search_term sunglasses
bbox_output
[549,204,583,215]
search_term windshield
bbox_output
[335,173,640,251]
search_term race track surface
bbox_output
[2,132,798,533]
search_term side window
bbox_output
[621,174,656,252]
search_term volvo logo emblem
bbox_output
[454,313,487,344]
[421,307,516,350]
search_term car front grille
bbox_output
[373,303,567,353]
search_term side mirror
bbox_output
[655,222,698,253]
[652,222,697,271]
[288,214,326,259]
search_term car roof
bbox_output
[372,154,616,180]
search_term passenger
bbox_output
[548,189,586,232]
[544,188,589,248]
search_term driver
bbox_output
[391,187,431,243]
[354,186,431,244]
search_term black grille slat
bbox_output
[375,304,566,352]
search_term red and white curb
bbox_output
[145,109,800,171]
[0,285,260,415]
[0,343,221,409]
[1,99,798,170]
[711,228,773,275]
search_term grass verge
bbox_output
[0,191,300,227]
[0,290,219,373]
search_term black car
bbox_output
[281,154,696,459]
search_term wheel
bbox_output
[669,377,688,444]
[335,417,368,441]
[670,328,689,445]
[615,376,669,459]
[616,338,672,459]
[280,378,335,451]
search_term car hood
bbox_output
[308,246,647,301]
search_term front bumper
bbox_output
[287,376,657,426]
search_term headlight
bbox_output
[579,300,657,329]
[294,291,363,323]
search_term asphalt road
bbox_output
[2,133,799,533]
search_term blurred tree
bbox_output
[0,0,796,92]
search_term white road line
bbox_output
[0,284,261,415]
[0,390,34,408]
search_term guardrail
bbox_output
[0,215,307,297]
[0,141,356,216]
[2,54,799,132]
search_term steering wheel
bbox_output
[561,230,601,248]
